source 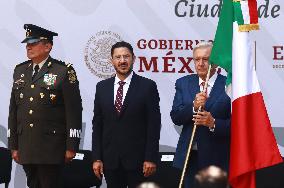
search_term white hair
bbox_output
[193,41,213,54]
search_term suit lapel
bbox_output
[205,74,224,110]
[24,61,33,84]
[105,77,117,117]
[188,74,200,99]
[119,73,138,117]
[31,57,52,83]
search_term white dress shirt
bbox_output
[198,72,218,96]
[192,72,218,150]
[113,71,133,105]
[32,56,49,75]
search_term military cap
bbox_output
[21,24,58,44]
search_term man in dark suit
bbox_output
[170,42,231,188]
[8,24,82,188]
[92,41,161,188]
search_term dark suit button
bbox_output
[40,93,45,98]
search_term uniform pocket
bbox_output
[40,84,60,105]
[43,126,66,136]
[43,123,66,136]
[17,125,23,135]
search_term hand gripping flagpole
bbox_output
[178,64,212,188]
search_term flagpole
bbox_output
[178,64,212,188]
[254,41,256,71]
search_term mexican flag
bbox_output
[210,0,283,187]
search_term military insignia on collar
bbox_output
[47,62,52,67]
[68,70,77,83]
[44,73,57,86]
[14,79,24,85]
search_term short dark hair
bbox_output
[111,41,134,57]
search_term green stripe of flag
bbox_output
[233,2,244,25]
[209,0,233,85]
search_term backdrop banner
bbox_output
[0,1,283,187]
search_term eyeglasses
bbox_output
[194,57,209,63]
[112,55,131,61]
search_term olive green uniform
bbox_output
[8,56,82,164]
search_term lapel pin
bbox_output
[20,93,24,99]
[21,74,24,78]
[48,62,52,67]
[40,93,45,98]
[50,94,56,100]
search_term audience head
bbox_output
[137,182,160,188]
[194,165,229,188]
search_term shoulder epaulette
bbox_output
[51,59,66,66]
[66,63,77,83]
[15,60,31,68]
[66,63,73,68]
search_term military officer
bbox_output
[8,24,82,188]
